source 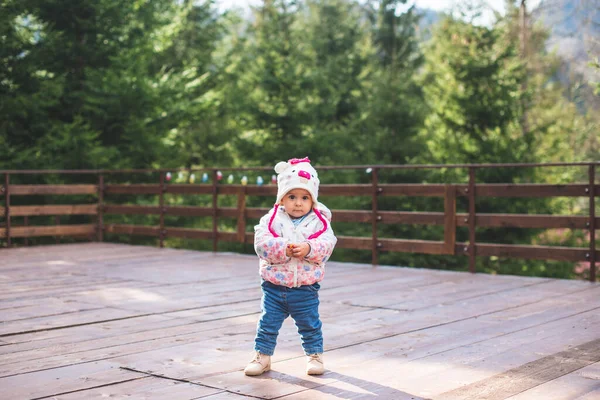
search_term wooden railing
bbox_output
[1,163,598,281]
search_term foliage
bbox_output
[1,0,597,279]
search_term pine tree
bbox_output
[0,0,179,170]
[364,0,425,165]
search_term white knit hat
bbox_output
[274,157,320,205]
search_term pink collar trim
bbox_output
[267,205,328,240]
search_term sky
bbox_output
[216,0,543,26]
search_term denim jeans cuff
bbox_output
[304,348,323,355]
[255,346,275,356]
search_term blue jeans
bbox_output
[254,280,323,356]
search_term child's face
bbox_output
[280,188,313,218]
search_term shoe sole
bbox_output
[244,365,271,376]
[306,369,325,375]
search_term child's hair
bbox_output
[274,157,320,205]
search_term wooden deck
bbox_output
[1,243,599,400]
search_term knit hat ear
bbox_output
[275,157,320,205]
[274,161,290,174]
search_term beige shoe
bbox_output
[244,351,271,376]
[306,353,325,375]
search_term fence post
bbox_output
[55,215,60,244]
[97,174,104,242]
[468,167,476,273]
[237,186,247,244]
[24,216,28,246]
[444,184,456,255]
[371,167,379,266]
[159,172,165,248]
[589,165,596,282]
[212,169,218,252]
[3,173,10,247]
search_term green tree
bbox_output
[415,15,555,275]
[231,0,313,165]
[0,0,183,170]
[150,0,238,169]
[418,16,532,168]
[364,0,425,165]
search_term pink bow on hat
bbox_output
[289,157,311,165]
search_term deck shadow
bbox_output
[262,370,430,400]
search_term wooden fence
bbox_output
[1,163,598,280]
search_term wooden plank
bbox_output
[170,205,213,217]
[473,243,592,262]
[382,238,447,254]
[104,224,160,237]
[217,185,277,196]
[9,184,97,195]
[382,211,444,225]
[336,236,372,250]
[2,243,599,400]
[0,224,95,238]
[303,297,600,400]
[507,362,600,400]
[0,310,261,376]
[104,205,161,215]
[218,232,238,242]
[2,174,9,246]
[0,361,143,399]
[244,185,278,196]
[334,211,593,228]
[236,188,247,243]
[371,168,379,265]
[437,338,600,400]
[0,300,102,323]
[3,204,98,216]
[378,184,446,197]
[164,184,212,195]
[103,205,254,218]
[457,213,598,229]
[165,227,212,240]
[337,236,447,254]
[98,207,598,229]
[456,183,589,198]
[53,376,223,399]
[195,284,600,399]
[245,207,269,219]
[333,210,373,223]
[0,307,139,336]
[444,185,456,255]
[104,184,161,195]
[320,184,372,197]
[97,174,104,242]
[218,183,373,197]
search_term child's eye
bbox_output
[303,196,309,200]
[289,195,295,200]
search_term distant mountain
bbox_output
[533,0,599,75]
[415,1,599,109]
[532,0,600,108]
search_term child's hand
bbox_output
[286,243,294,257]
[291,242,310,258]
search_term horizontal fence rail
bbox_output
[1,162,598,281]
